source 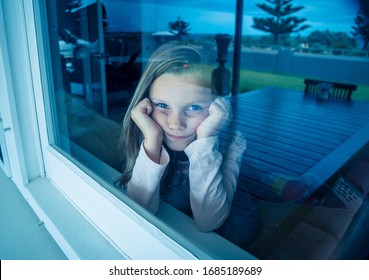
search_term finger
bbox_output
[142,98,153,115]
[215,97,232,112]
[209,104,223,118]
[133,98,152,115]
[217,98,233,120]
[210,98,232,119]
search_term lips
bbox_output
[166,133,190,142]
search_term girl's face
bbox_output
[149,73,215,151]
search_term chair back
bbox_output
[304,78,357,101]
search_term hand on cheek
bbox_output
[196,97,232,139]
[131,98,163,163]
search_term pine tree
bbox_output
[252,0,309,45]
[351,3,369,50]
[168,17,191,39]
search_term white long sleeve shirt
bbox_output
[126,134,246,232]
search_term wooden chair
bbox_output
[304,78,357,101]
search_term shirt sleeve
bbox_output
[126,142,169,214]
[185,132,246,232]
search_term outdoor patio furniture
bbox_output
[225,87,369,259]
[304,78,357,101]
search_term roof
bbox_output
[152,31,176,36]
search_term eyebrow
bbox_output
[149,98,212,109]
[148,98,160,103]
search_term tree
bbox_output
[307,30,356,50]
[351,2,369,50]
[168,16,191,39]
[252,0,310,45]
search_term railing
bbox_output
[296,47,369,58]
[243,44,369,58]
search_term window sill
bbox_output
[24,176,126,259]
[39,146,198,259]
[52,144,257,260]
[156,202,257,260]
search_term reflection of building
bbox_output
[152,31,175,43]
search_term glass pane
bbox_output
[42,0,245,258]
[45,0,237,176]
[45,1,121,180]
[239,0,369,260]
[41,0,369,259]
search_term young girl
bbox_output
[119,42,256,241]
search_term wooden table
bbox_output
[226,87,369,200]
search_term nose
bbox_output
[168,111,186,130]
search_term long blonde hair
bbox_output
[118,41,213,187]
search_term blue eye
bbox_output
[187,105,202,111]
[154,103,169,109]
[185,105,203,116]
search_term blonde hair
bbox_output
[118,41,213,187]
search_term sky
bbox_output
[95,0,362,36]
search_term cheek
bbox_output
[151,109,166,125]
[191,112,209,130]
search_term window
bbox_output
[39,0,250,259]
[43,0,236,181]
[37,0,369,259]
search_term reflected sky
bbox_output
[90,0,361,35]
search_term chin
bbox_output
[165,141,188,151]
[164,135,195,151]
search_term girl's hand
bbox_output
[131,98,163,163]
[196,97,232,139]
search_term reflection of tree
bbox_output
[252,0,309,45]
[351,2,369,50]
[307,30,356,50]
[168,16,191,39]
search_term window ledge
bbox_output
[24,176,126,260]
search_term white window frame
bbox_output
[0,1,30,186]
[0,67,12,178]
[1,0,255,260]
[0,31,12,178]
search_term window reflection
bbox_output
[49,0,235,173]
[43,0,369,259]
